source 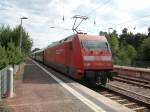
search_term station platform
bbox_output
[6,58,134,112]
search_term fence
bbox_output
[0,65,15,100]
[114,65,150,81]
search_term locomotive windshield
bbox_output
[81,40,108,50]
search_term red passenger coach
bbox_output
[32,33,114,85]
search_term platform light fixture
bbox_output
[19,17,28,51]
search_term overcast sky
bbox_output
[0,0,150,49]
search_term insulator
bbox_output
[62,16,64,21]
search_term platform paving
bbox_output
[5,59,93,112]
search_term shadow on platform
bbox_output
[22,60,73,84]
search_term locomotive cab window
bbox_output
[81,40,108,50]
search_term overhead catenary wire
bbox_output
[86,0,112,25]
[88,6,150,32]
[112,14,150,27]
[60,0,112,30]
[50,0,112,32]
[87,0,112,16]
[52,0,150,33]
[84,1,149,30]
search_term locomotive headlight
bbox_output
[77,69,82,73]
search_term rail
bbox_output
[105,83,150,106]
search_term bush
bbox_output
[0,25,32,69]
[0,46,8,69]
[7,42,24,65]
[139,38,150,61]
[0,42,25,70]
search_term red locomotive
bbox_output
[32,33,114,85]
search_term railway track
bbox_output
[84,74,150,112]
[95,83,150,112]
[113,75,150,89]
[82,79,150,112]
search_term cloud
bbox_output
[0,0,150,49]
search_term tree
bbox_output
[148,27,150,36]
[127,45,137,59]
[0,25,33,54]
[104,31,120,64]
[132,33,147,50]
[99,31,107,36]
[139,38,150,61]
[11,25,33,54]
[99,27,149,67]
[120,28,147,51]
[0,24,32,69]
[122,28,128,34]
[7,42,24,65]
[0,25,12,48]
[0,46,8,69]
[109,34,119,64]
[118,46,129,65]
[119,28,128,45]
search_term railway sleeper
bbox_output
[103,93,114,97]
[123,102,136,106]
[116,99,127,102]
[109,96,121,100]
[132,106,147,111]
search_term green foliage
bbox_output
[0,25,32,69]
[0,25,32,54]
[7,42,24,65]
[11,25,33,54]
[118,44,137,65]
[139,38,150,61]
[108,33,120,64]
[0,46,8,69]
[122,28,128,34]
[120,28,147,50]
[148,27,150,36]
[100,27,148,67]
[0,25,12,47]
[109,34,119,54]
[126,44,137,60]
[117,45,129,65]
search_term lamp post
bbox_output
[19,17,28,51]
[108,27,113,39]
[108,27,113,34]
[50,26,55,28]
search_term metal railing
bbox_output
[114,65,150,81]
